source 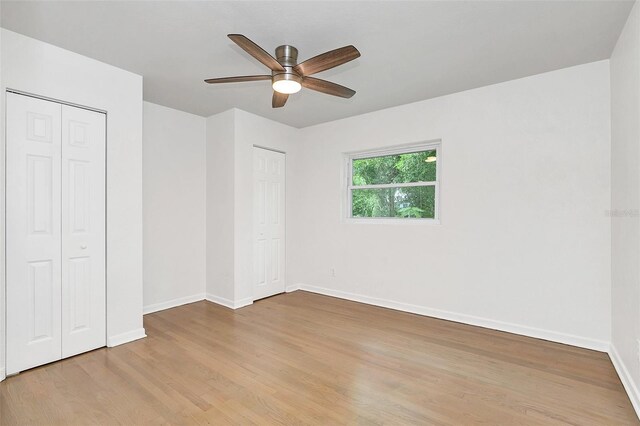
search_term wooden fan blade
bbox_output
[272,91,289,108]
[205,75,272,84]
[294,45,360,76]
[228,34,285,72]
[302,77,356,98]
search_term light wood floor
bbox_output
[1,291,637,425]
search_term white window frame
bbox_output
[344,141,441,224]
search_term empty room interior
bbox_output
[1,0,640,424]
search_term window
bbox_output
[346,142,440,221]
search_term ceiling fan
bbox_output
[205,34,361,108]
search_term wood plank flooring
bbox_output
[1,291,637,425]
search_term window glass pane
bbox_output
[352,150,437,185]
[351,185,435,218]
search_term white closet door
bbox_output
[61,105,106,358]
[253,147,286,300]
[6,93,63,375]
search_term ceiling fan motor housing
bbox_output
[275,45,299,66]
[273,45,302,86]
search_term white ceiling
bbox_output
[1,1,634,128]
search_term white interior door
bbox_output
[61,104,106,358]
[7,93,63,374]
[253,147,285,300]
[6,93,106,374]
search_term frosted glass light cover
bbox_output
[272,79,302,94]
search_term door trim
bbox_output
[6,89,107,114]
[253,144,286,155]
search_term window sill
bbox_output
[344,218,441,225]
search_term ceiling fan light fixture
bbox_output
[272,73,302,94]
[272,79,302,94]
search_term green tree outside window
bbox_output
[350,149,437,219]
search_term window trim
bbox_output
[344,141,441,224]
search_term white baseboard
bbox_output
[143,293,206,315]
[294,284,610,352]
[205,293,254,310]
[286,284,300,293]
[107,328,147,347]
[609,344,640,418]
[205,293,235,309]
[0,367,5,382]
[234,297,254,309]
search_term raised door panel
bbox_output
[6,93,63,374]
[27,260,56,342]
[61,105,106,358]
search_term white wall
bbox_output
[206,109,236,304]
[143,102,206,313]
[205,109,299,307]
[0,29,145,380]
[610,0,640,414]
[291,61,612,350]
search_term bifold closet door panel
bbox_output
[61,105,106,358]
[6,93,63,375]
